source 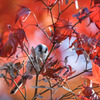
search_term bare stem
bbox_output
[50,9,55,28]
[59,85,82,100]
[46,76,53,100]
[72,12,91,28]
[36,24,51,41]
[24,86,27,99]
[32,74,39,100]
[58,1,74,20]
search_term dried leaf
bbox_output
[32,86,54,89]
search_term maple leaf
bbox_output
[0,28,28,58]
[89,4,100,29]
[52,19,72,43]
[15,5,31,26]
[41,59,66,79]
[85,61,100,84]
[41,66,65,79]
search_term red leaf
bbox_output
[89,5,100,29]
[15,6,31,25]
[52,19,72,43]
[85,62,100,84]
[41,59,66,79]
[0,28,28,58]
[41,66,65,78]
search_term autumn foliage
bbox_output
[0,0,100,100]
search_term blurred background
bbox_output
[0,0,99,100]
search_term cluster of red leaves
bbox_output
[77,81,100,100]
[52,19,72,43]
[41,58,75,80]
[68,32,100,65]
[0,6,30,58]
[73,4,100,30]
[0,28,28,58]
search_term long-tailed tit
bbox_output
[10,44,48,94]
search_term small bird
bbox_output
[10,44,48,94]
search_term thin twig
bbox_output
[59,85,82,100]
[36,24,51,41]
[41,0,49,9]
[24,86,27,99]
[72,12,91,28]
[32,74,39,100]
[50,9,55,28]
[58,1,74,20]
[46,76,53,100]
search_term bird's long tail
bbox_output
[10,74,29,94]
[10,78,24,94]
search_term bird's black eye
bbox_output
[44,47,48,53]
[38,45,42,52]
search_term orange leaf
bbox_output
[89,4,100,29]
[85,61,100,84]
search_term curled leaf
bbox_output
[15,6,31,24]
